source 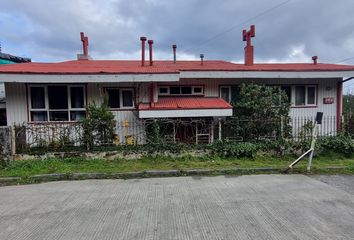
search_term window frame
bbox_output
[158,85,204,96]
[105,88,135,110]
[28,84,86,122]
[293,85,317,107]
[219,86,232,103]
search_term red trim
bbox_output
[337,81,342,132]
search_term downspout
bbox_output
[337,81,343,133]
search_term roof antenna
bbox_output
[200,54,204,65]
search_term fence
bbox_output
[0,115,345,156]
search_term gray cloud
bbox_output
[0,0,354,64]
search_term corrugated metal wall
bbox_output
[5,78,341,136]
[5,82,27,125]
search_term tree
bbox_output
[229,83,291,140]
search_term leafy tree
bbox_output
[229,83,291,140]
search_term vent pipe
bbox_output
[148,39,153,66]
[200,54,204,65]
[172,44,177,63]
[140,36,147,66]
[242,25,255,66]
[312,56,318,65]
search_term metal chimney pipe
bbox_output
[200,54,204,65]
[172,44,177,64]
[148,40,153,66]
[140,36,147,66]
[312,56,318,65]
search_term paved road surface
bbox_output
[0,174,354,240]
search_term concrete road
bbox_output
[0,175,354,240]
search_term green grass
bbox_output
[1,153,354,178]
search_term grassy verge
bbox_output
[1,153,354,179]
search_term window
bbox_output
[29,85,86,122]
[107,89,120,108]
[122,90,133,107]
[158,86,203,96]
[307,86,316,105]
[106,88,134,109]
[159,87,168,94]
[280,86,292,103]
[220,87,231,103]
[294,85,316,106]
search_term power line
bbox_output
[183,0,293,53]
[335,56,354,64]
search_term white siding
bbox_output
[159,78,340,119]
[5,82,27,125]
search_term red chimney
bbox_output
[312,56,318,65]
[140,36,147,66]
[148,40,153,66]
[242,25,255,66]
[80,32,89,56]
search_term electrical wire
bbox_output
[182,0,293,53]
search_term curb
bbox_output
[0,166,352,186]
[0,177,21,186]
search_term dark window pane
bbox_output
[122,90,133,107]
[193,87,202,93]
[281,86,292,102]
[48,86,68,109]
[107,89,120,108]
[181,86,192,94]
[49,111,68,121]
[295,86,305,105]
[70,87,84,108]
[70,111,86,121]
[170,87,180,94]
[221,87,230,102]
[31,111,48,121]
[307,87,315,104]
[30,87,45,109]
[159,87,168,94]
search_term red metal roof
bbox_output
[139,97,233,110]
[0,60,354,74]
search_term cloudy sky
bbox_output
[1,0,354,66]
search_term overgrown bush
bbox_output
[230,83,291,140]
[81,100,115,150]
[317,134,354,156]
[211,140,259,158]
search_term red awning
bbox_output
[139,97,232,110]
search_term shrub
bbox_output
[317,135,354,156]
[81,99,115,150]
[211,140,259,158]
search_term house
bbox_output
[0,52,31,126]
[0,26,353,144]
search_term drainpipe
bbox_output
[337,81,343,133]
[140,36,147,66]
